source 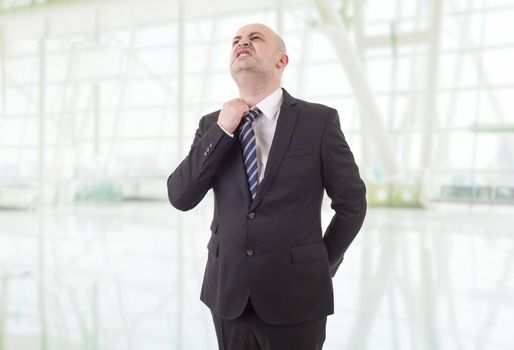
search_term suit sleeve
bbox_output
[167,116,236,211]
[321,109,367,277]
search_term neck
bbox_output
[234,74,280,107]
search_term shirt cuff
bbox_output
[217,121,234,138]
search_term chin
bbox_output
[232,62,260,72]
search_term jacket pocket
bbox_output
[283,147,313,159]
[207,238,219,257]
[291,242,328,263]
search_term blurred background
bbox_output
[0,0,513,349]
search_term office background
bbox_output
[0,0,513,349]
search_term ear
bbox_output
[276,54,289,70]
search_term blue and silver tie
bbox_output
[239,107,261,200]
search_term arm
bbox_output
[168,98,249,211]
[167,115,235,211]
[321,109,367,277]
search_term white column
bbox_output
[94,11,101,157]
[353,0,371,175]
[276,0,284,35]
[37,20,49,350]
[419,0,443,205]
[0,25,5,120]
[38,22,48,205]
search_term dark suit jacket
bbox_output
[167,89,366,325]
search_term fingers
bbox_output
[239,97,249,107]
[240,101,250,115]
[217,98,251,134]
[231,98,249,116]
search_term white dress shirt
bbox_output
[217,87,283,183]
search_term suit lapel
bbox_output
[249,90,299,211]
[230,140,252,206]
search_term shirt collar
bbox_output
[254,87,283,121]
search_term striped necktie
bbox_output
[239,107,261,200]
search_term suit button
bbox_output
[247,212,255,219]
[246,249,254,256]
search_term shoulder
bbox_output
[203,109,221,122]
[284,90,338,124]
[295,98,336,115]
[195,109,221,131]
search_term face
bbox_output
[229,24,287,78]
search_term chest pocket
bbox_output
[283,147,313,159]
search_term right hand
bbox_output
[217,98,250,134]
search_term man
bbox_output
[167,23,366,350]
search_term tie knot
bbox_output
[245,107,261,123]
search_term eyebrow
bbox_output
[232,32,265,42]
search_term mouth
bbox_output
[236,50,252,58]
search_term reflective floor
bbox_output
[0,198,513,350]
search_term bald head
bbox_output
[234,23,286,54]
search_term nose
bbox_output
[238,40,250,48]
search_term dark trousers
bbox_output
[211,298,327,350]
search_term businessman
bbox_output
[167,23,366,350]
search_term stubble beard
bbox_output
[231,56,260,73]
[230,57,269,84]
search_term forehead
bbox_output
[234,25,272,38]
